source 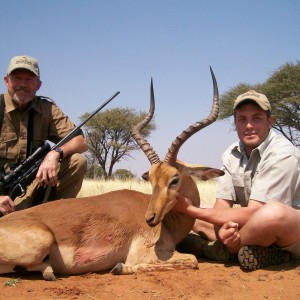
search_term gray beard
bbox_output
[12,93,32,109]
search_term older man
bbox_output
[174,90,300,270]
[0,55,88,215]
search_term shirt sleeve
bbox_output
[250,153,299,206]
[48,102,76,144]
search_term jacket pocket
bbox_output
[232,173,247,206]
[0,131,18,160]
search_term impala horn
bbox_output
[131,78,161,165]
[164,66,219,166]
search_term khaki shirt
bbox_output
[216,130,300,209]
[0,92,76,172]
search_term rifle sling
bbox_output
[0,94,5,134]
[26,107,35,158]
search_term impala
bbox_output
[0,67,223,280]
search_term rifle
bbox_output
[0,91,120,201]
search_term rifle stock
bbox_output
[0,91,120,201]
[7,155,45,200]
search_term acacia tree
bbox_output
[81,107,155,178]
[113,169,135,180]
[219,61,300,147]
[84,153,104,179]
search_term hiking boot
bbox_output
[176,234,209,257]
[204,240,237,262]
[238,245,291,271]
[177,234,236,262]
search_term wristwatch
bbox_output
[55,147,64,161]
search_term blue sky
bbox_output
[1,1,299,176]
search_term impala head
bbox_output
[131,67,224,227]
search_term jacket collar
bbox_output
[4,92,42,114]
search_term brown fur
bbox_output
[0,162,223,280]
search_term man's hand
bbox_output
[172,194,193,213]
[36,150,60,187]
[218,221,241,253]
[0,196,15,215]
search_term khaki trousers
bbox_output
[15,153,87,210]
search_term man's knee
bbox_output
[60,153,87,179]
[255,202,294,225]
[240,203,284,233]
[69,153,87,175]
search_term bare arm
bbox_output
[57,134,88,157]
[173,195,264,228]
[36,135,88,186]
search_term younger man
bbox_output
[174,90,300,270]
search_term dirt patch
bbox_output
[1,260,300,300]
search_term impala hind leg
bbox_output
[0,258,56,281]
[0,225,56,280]
[1,258,56,281]
[25,258,56,281]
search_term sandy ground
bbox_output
[1,259,300,300]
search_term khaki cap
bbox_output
[7,55,40,77]
[233,90,271,111]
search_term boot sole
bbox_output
[238,245,290,271]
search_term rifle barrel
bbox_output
[53,91,120,149]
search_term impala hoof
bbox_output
[43,272,57,281]
[110,262,123,275]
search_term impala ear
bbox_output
[142,171,150,181]
[187,167,224,181]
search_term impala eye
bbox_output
[170,176,180,187]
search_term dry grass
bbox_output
[78,178,217,205]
